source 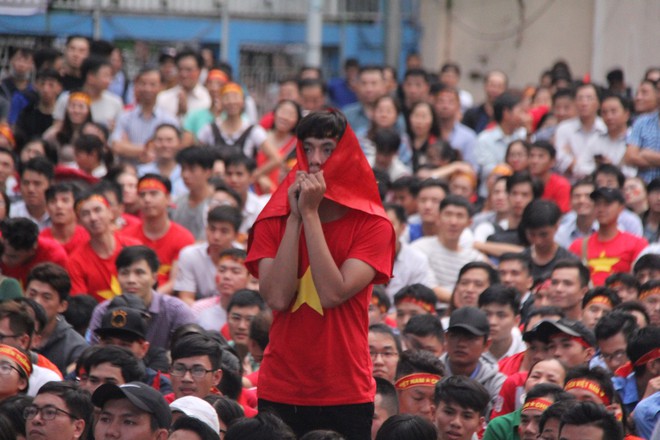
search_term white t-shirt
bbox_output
[54,90,123,128]
[197,118,268,159]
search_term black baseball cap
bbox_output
[446,307,490,336]
[527,318,596,347]
[92,382,172,429]
[590,187,625,204]
[95,307,147,340]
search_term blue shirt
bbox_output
[110,106,179,148]
[448,121,478,167]
[627,111,660,182]
[633,391,660,439]
[327,77,357,108]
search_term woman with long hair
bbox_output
[43,91,93,163]
[406,101,440,172]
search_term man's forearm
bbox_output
[112,139,145,158]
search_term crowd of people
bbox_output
[0,35,658,440]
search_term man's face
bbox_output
[302,137,338,174]
[177,55,200,90]
[437,205,470,242]
[26,280,66,324]
[499,259,533,296]
[435,400,483,440]
[552,96,576,123]
[0,317,29,350]
[528,148,553,177]
[87,65,112,91]
[525,340,552,366]
[395,301,431,332]
[594,199,623,227]
[508,182,534,217]
[221,91,244,117]
[405,333,444,357]
[391,189,417,216]
[485,73,507,102]
[369,331,399,383]
[398,386,436,422]
[449,175,474,199]
[601,98,629,132]
[446,329,488,367]
[228,305,260,346]
[548,334,593,367]
[525,226,558,255]
[641,293,660,326]
[206,221,236,253]
[225,164,251,197]
[433,90,460,120]
[216,258,249,308]
[11,51,33,77]
[358,70,385,106]
[134,71,161,105]
[559,424,605,440]
[300,86,325,112]
[403,75,430,104]
[117,259,158,302]
[581,300,612,330]
[152,127,179,162]
[481,303,519,344]
[571,184,595,217]
[171,355,221,399]
[549,268,586,313]
[181,164,212,192]
[539,418,560,440]
[575,86,600,120]
[453,268,490,309]
[80,362,125,395]
[598,332,629,372]
[594,173,619,189]
[519,408,545,440]
[65,38,89,70]
[21,170,49,209]
[0,152,14,184]
[36,78,62,104]
[27,393,85,440]
[95,398,164,440]
[1,240,36,268]
[77,198,113,236]
[138,188,169,219]
[386,209,406,239]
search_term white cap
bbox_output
[170,396,220,434]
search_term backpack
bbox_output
[210,122,255,160]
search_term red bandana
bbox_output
[395,373,441,390]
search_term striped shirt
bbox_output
[627,111,660,182]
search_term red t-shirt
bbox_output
[122,221,195,286]
[246,210,394,406]
[491,370,526,419]
[542,173,571,213]
[569,231,648,286]
[68,233,141,302]
[40,225,90,255]
[0,236,68,287]
[498,351,526,377]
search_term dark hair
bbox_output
[226,289,266,314]
[171,333,223,370]
[35,67,62,84]
[272,99,302,134]
[21,155,54,180]
[375,414,437,440]
[224,153,257,173]
[627,326,660,376]
[81,55,111,83]
[593,164,625,189]
[371,286,391,314]
[565,365,615,404]
[115,245,160,273]
[417,178,449,196]
[138,173,172,194]
[1,217,39,250]
[299,430,346,440]
[84,346,144,383]
[530,139,557,159]
[176,146,216,170]
[373,128,402,155]
[26,263,71,302]
[225,412,296,440]
[298,77,327,94]
[393,284,437,309]
[382,203,406,224]
[154,122,181,139]
[493,92,522,123]
[45,182,81,203]
[73,133,104,160]
[478,284,521,314]
[369,323,403,355]
[297,109,347,141]
[440,62,461,76]
[407,101,440,139]
[614,301,650,326]
[434,376,490,415]
[211,180,242,207]
[633,253,660,275]
[506,171,543,198]
[395,349,444,379]
[525,382,572,402]
[499,252,533,275]
[134,66,161,83]
[552,259,591,288]
[249,311,272,351]
[358,64,384,77]
[522,200,562,230]
[391,175,421,196]
[605,272,640,293]
[213,347,242,399]
[209,395,244,426]
[559,401,623,440]
[581,287,621,309]
[458,261,500,286]
[34,47,64,72]
[207,205,242,233]
[61,294,97,336]
[439,194,473,217]
[219,248,247,261]
[0,302,34,340]
[539,400,577,433]
[13,297,47,334]
[175,48,204,69]
[526,306,565,330]
[375,376,399,416]
[602,93,632,115]
[403,314,444,343]
[94,179,123,204]
[57,92,92,147]
[0,395,32,438]
[404,68,429,83]
[170,324,208,351]
[594,311,638,342]
[171,415,220,440]
[506,139,531,160]
[36,381,94,434]
[570,176,595,195]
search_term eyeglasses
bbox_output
[24,405,77,421]
[0,362,21,376]
[369,350,399,361]
[0,333,18,342]
[601,350,628,362]
[170,364,215,378]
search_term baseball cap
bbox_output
[446,307,490,336]
[95,307,147,340]
[590,187,625,204]
[170,396,220,434]
[108,293,148,312]
[92,382,172,429]
[528,318,596,347]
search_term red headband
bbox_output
[397,298,435,314]
[633,347,660,367]
[585,295,613,309]
[138,178,169,195]
[69,91,92,106]
[0,344,32,377]
[550,333,592,350]
[395,373,441,391]
[221,82,244,97]
[0,123,15,148]
[522,398,553,413]
[207,69,229,83]
[219,254,246,265]
[564,379,610,405]
[371,295,387,314]
[75,194,110,215]
[639,287,660,302]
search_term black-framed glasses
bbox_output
[170,364,215,378]
[0,362,21,376]
[24,405,77,421]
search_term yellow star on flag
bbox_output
[97,275,122,301]
[291,267,324,316]
[588,251,620,274]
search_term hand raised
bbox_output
[298,171,326,214]
[287,171,306,218]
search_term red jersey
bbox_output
[0,236,68,287]
[68,233,141,302]
[491,370,526,419]
[40,225,90,255]
[569,231,648,286]
[498,351,526,377]
[122,221,194,286]
[542,173,571,213]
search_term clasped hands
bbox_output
[288,170,326,218]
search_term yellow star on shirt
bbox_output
[291,267,324,316]
[588,251,620,273]
[97,275,122,301]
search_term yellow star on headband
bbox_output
[291,267,324,316]
[588,251,620,274]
